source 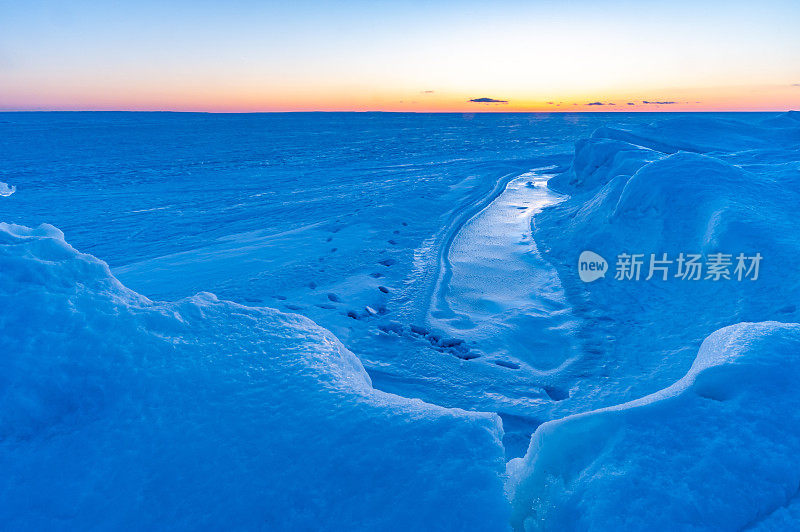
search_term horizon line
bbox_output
[1,109,795,114]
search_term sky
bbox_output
[1,0,799,112]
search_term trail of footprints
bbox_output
[272,221,407,323]
[267,219,570,398]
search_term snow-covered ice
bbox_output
[2,111,800,529]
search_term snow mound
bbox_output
[547,137,664,193]
[507,321,800,531]
[0,223,509,530]
[610,151,783,249]
[546,148,793,258]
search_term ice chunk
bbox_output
[507,322,800,531]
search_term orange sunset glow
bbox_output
[1,0,798,112]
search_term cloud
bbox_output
[627,102,636,105]
[469,97,508,103]
[792,84,800,87]
[586,102,605,106]
[642,100,677,105]
[422,90,435,94]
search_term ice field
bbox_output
[2,110,800,530]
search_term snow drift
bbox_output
[0,223,509,530]
[507,321,800,531]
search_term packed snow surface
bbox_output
[2,111,800,529]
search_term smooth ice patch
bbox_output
[430,171,578,372]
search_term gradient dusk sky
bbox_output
[1,0,799,112]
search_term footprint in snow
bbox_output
[543,386,569,401]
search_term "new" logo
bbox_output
[578,251,607,283]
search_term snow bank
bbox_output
[0,223,509,530]
[535,115,800,406]
[507,321,800,531]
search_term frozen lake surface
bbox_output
[3,111,800,530]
